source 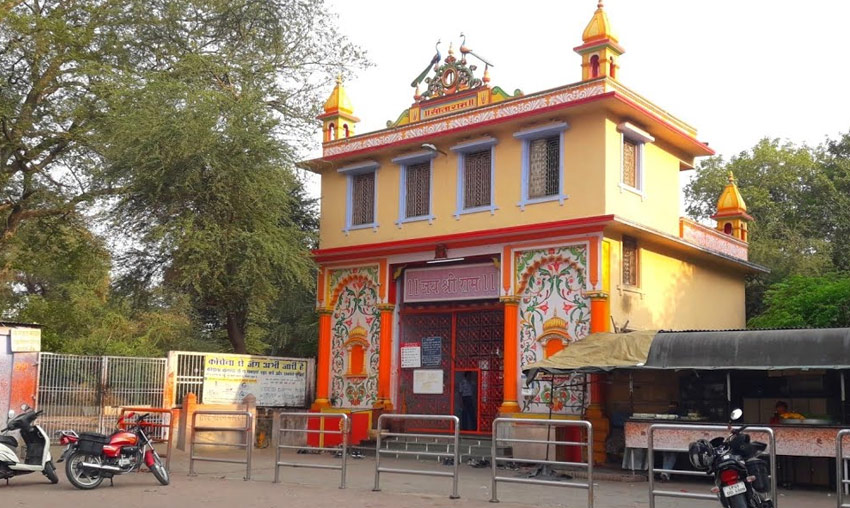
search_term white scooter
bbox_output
[0,404,59,484]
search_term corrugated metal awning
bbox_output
[644,328,850,370]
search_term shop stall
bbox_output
[524,328,850,487]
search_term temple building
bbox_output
[303,2,764,457]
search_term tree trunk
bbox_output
[226,311,248,354]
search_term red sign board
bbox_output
[403,263,500,303]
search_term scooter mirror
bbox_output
[20,403,29,411]
[7,409,14,419]
[730,408,743,421]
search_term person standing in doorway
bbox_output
[458,372,476,431]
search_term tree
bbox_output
[748,274,850,329]
[685,138,838,318]
[1,1,131,251]
[101,0,365,353]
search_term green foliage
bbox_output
[685,136,849,318]
[748,274,850,329]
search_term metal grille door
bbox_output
[398,312,452,431]
[455,310,503,433]
[37,353,166,435]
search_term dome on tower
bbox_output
[582,1,619,44]
[323,75,355,116]
[712,172,752,220]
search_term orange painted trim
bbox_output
[313,309,333,409]
[589,237,599,289]
[500,296,520,413]
[376,304,394,408]
[378,259,388,302]
[316,266,326,306]
[314,215,613,263]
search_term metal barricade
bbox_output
[189,410,254,480]
[490,418,593,507]
[648,424,777,508]
[836,429,850,507]
[274,412,349,489]
[117,407,176,472]
[373,414,461,499]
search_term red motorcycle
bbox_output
[58,413,169,489]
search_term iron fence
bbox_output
[836,429,850,508]
[189,410,254,480]
[274,412,349,488]
[490,418,593,506]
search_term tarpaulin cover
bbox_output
[523,330,657,379]
[645,328,850,370]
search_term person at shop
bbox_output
[770,400,803,488]
[660,401,682,481]
[458,372,476,431]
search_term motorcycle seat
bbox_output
[0,435,18,448]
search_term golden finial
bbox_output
[483,65,491,83]
[336,73,342,85]
[597,0,604,8]
[414,84,421,101]
[448,42,454,56]
[728,171,735,183]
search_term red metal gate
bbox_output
[398,305,503,434]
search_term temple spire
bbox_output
[574,1,625,81]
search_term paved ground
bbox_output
[1,446,838,507]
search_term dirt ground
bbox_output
[1,446,838,508]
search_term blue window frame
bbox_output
[450,137,498,219]
[339,160,379,233]
[392,151,437,226]
[513,122,569,210]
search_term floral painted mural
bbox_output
[515,245,591,414]
[328,265,380,408]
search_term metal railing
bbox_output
[647,424,777,508]
[490,418,593,506]
[274,412,349,489]
[836,429,850,507]
[189,410,254,480]
[372,414,461,499]
[117,407,176,472]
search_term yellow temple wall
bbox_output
[603,116,683,237]
[605,233,746,331]
[318,113,609,249]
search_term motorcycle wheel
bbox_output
[150,451,169,486]
[65,451,104,490]
[43,460,59,484]
[726,494,748,508]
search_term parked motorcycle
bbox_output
[0,404,59,484]
[58,412,169,489]
[688,409,773,508]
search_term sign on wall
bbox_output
[202,353,308,407]
[413,369,444,394]
[10,328,41,352]
[421,337,442,367]
[400,343,421,369]
[403,263,500,303]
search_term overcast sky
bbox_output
[307,0,850,204]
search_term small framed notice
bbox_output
[400,343,421,368]
[10,328,41,352]
[413,369,444,394]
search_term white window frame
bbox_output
[450,136,498,219]
[339,160,379,233]
[513,122,570,210]
[617,122,654,198]
[393,150,437,227]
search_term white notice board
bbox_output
[413,369,444,394]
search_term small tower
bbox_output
[712,172,753,242]
[574,1,625,81]
[317,75,360,142]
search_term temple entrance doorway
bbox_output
[398,304,503,434]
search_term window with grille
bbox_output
[528,136,560,198]
[622,139,639,189]
[350,172,375,226]
[405,162,430,218]
[622,236,638,287]
[463,149,491,209]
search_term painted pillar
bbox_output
[586,291,610,464]
[499,295,521,414]
[312,308,333,410]
[375,303,395,410]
